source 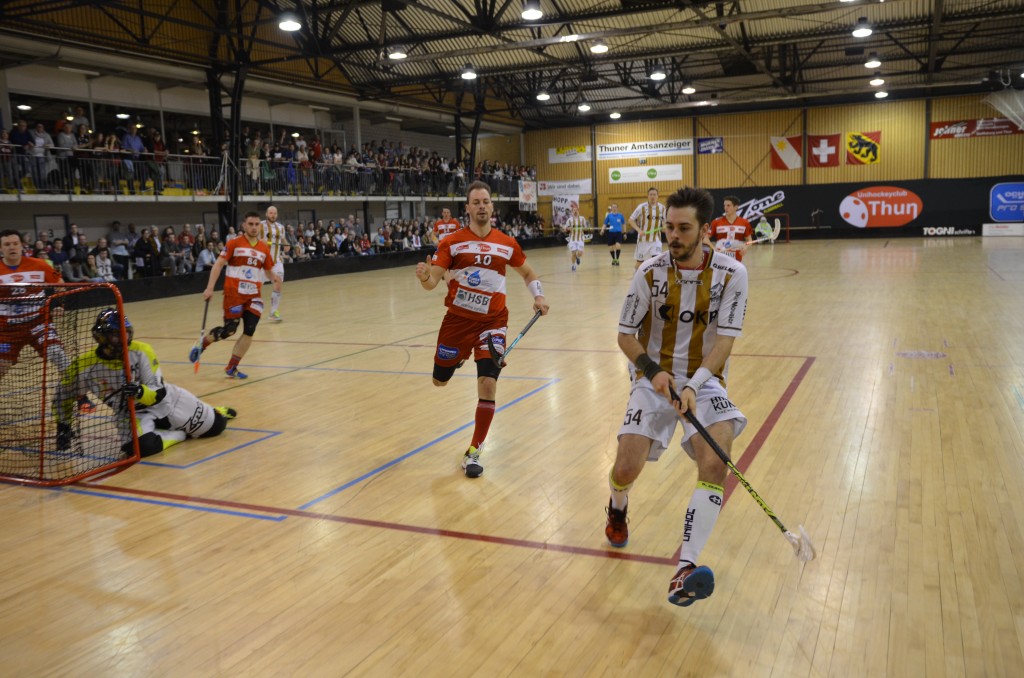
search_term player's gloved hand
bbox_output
[121,382,145,399]
[56,423,74,451]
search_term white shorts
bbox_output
[618,378,747,462]
[135,383,218,439]
[567,240,584,253]
[262,259,284,283]
[634,241,663,261]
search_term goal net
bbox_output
[0,283,139,486]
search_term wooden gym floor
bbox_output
[2,237,1023,677]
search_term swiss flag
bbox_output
[769,136,802,170]
[808,134,841,167]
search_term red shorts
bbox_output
[434,309,508,366]
[0,321,59,365]
[224,294,264,320]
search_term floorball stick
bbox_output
[486,309,542,368]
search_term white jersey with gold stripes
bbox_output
[617,247,748,385]
[629,202,667,244]
[260,220,286,264]
[564,215,589,243]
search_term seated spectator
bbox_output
[95,249,117,282]
[61,256,88,282]
[195,240,218,272]
[82,254,105,282]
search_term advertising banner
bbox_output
[537,178,592,196]
[552,194,579,229]
[518,180,537,211]
[596,138,693,160]
[930,118,1024,139]
[697,137,724,154]
[608,164,683,184]
[989,182,1024,222]
[548,146,591,164]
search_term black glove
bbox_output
[122,382,145,400]
[56,423,75,451]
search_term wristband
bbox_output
[528,280,544,298]
[682,366,713,393]
[634,354,665,382]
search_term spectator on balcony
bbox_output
[145,129,166,195]
[10,120,32,184]
[122,126,147,194]
[55,122,76,193]
[0,128,17,190]
[28,123,54,192]
[73,124,95,193]
[70,105,90,131]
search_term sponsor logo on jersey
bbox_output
[709,494,722,505]
[466,270,482,287]
[839,186,923,228]
[658,304,674,321]
[710,396,735,413]
[437,344,459,360]
[709,282,724,303]
[244,269,254,279]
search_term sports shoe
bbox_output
[572,264,576,272]
[576,257,581,266]
[225,366,248,379]
[462,445,483,478]
[270,311,283,322]
[214,406,237,419]
[605,501,629,547]
[667,563,715,607]
[188,346,202,363]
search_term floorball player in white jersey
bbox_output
[627,187,667,270]
[260,205,286,322]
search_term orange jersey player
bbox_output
[415,181,549,478]
[709,195,753,262]
[433,208,462,242]
[191,212,281,379]
[0,229,64,379]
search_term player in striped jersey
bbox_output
[561,203,590,271]
[627,187,667,270]
[260,205,286,321]
[605,186,749,607]
[193,212,281,379]
[433,207,462,243]
[709,195,753,262]
[416,181,549,478]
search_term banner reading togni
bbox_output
[596,138,694,160]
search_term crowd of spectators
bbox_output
[14,209,548,280]
[1,108,537,199]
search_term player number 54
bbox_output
[623,408,643,426]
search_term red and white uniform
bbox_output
[710,215,753,262]
[430,228,526,365]
[433,217,462,242]
[219,236,275,318]
[0,256,62,365]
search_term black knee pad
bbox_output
[200,411,228,438]
[476,358,502,380]
[137,432,164,457]
[433,363,457,383]
[242,310,260,337]
[216,318,240,340]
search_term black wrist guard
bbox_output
[635,354,665,382]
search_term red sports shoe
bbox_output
[605,501,629,547]
[667,563,715,607]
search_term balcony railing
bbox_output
[0,146,528,200]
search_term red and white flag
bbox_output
[808,134,841,167]
[769,136,802,170]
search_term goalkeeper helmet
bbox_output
[92,308,133,359]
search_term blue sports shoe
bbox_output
[225,367,248,379]
[667,564,715,607]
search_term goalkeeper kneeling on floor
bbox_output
[54,308,237,457]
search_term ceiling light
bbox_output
[852,17,872,38]
[649,66,667,81]
[536,91,550,101]
[291,132,300,138]
[16,104,31,111]
[461,63,477,80]
[522,0,543,21]
[135,123,144,128]
[864,52,881,69]
[610,112,621,119]
[590,40,608,54]
[682,83,696,95]
[577,101,591,112]
[191,129,200,135]
[388,45,408,60]
[66,115,74,121]
[875,91,888,99]
[116,113,130,119]
[279,14,301,31]
[869,73,885,86]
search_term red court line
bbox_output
[723,356,816,503]
[82,355,815,565]
[75,483,675,566]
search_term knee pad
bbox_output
[476,358,502,380]
[200,411,228,438]
[215,318,240,340]
[136,432,164,457]
[432,363,457,383]
[242,311,260,337]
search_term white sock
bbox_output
[158,429,187,451]
[270,290,281,314]
[609,471,632,510]
[678,481,724,566]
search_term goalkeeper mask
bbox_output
[92,308,134,359]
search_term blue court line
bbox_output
[161,361,548,381]
[59,487,286,521]
[140,427,282,469]
[298,377,560,510]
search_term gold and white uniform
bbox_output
[629,201,667,261]
[260,219,287,280]
[564,215,589,253]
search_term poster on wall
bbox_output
[552,194,579,229]
[846,131,882,164]
[518,180,537,211]
[548,145,592,164]
[596,138,693,160]
[697,137,724,154]
[608,164,683,184]
[930,118,1024,139]
[989,182,1024,222]
[838,186,922,228]
[537,178,592,196]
